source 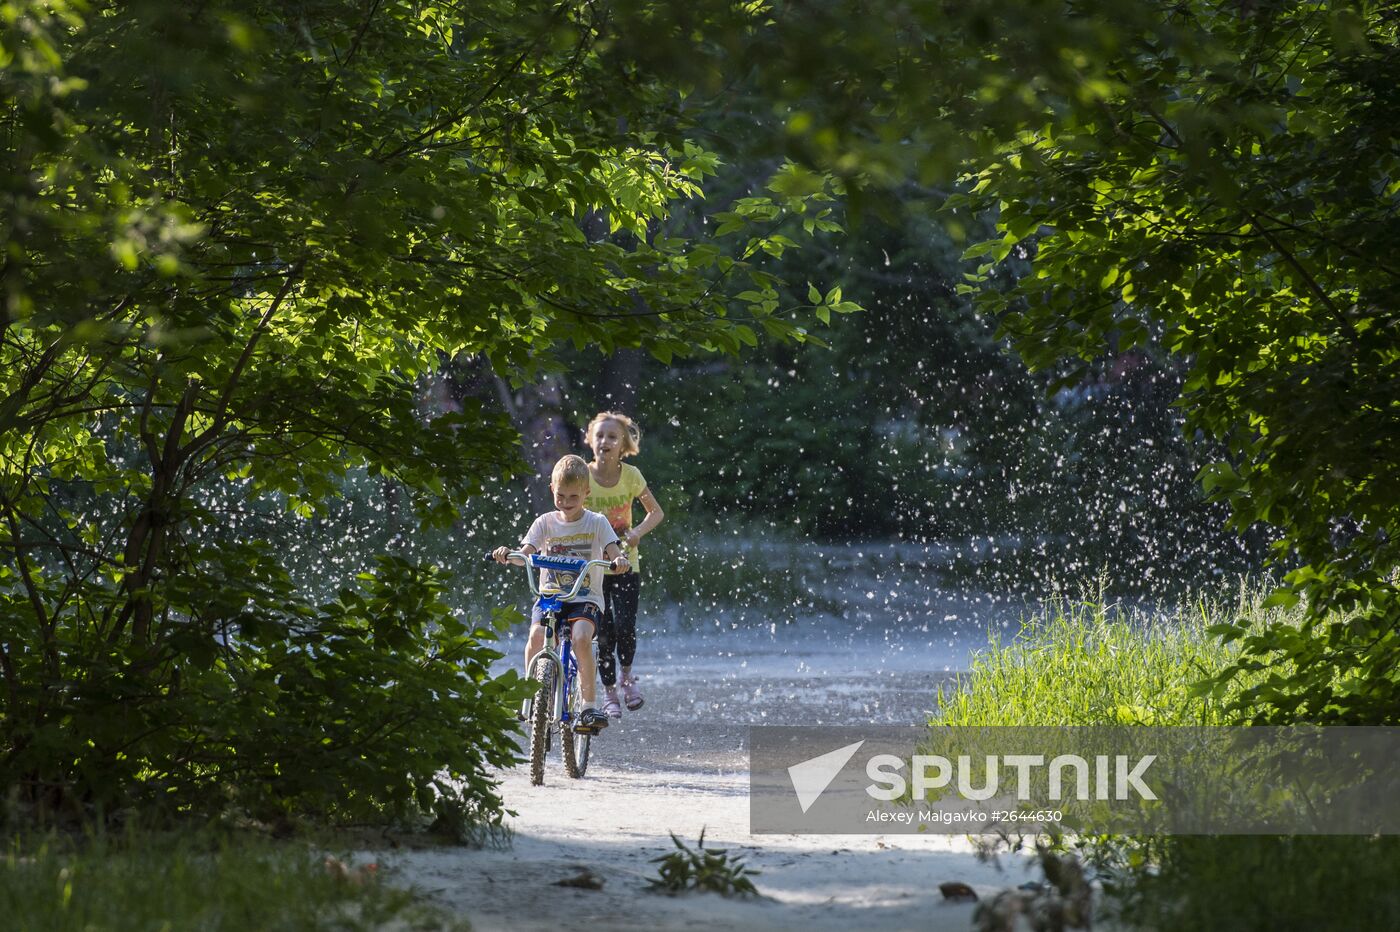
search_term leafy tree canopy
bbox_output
[610,0,1400,723]
[0,0,845,821]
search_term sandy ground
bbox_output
[364,622,1051,931]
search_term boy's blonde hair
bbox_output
[551,454,591,490]
[585,411,641,458]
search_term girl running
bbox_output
[586,411,665,719]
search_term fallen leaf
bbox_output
[554,868,604,890]
[939,881,979,902]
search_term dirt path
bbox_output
[375,626,1035,931]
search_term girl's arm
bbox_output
[603,540,630,573]
[625,487,665,548]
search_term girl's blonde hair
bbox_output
[585,411,641,458]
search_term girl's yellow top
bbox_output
[589,462,647,573]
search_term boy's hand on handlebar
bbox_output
[491,546,511,564]
[610,555,630,573]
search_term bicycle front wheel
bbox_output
[561,666,590,779]
[528,655,554,786]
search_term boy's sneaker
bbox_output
[621,674,644,711]
[603,687,622,720]
[576,708,609,734]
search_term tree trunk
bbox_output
[492,372,577,512]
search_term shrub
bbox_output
[3,554,526,831]
[648,830,761,897]
[934,583,1400,929]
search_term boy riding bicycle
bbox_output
[493,455,628,735]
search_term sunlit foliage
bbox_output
[0,0,842,821]
[617,0,1400,724]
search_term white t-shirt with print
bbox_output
[522,509,618,612]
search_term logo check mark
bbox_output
[788,740,865,813]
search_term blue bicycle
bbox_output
[501,551,613,785]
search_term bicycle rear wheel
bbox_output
[561,664,590,778]
[528,655,554,786]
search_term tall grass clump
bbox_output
[0,830,463,932]
[932,580,1284,728]
[933,580,1400,930]
[1120,832,1400,930]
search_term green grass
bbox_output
[0,830,464,932]
[932,579,1283,727]
[1119,833,1400,931]
[933,582,1400,930]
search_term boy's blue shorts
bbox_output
[530,601,602,633]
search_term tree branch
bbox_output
[184,259,306,459]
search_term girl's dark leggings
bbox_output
[598,571,640,687]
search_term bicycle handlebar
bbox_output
[496,550,617,602]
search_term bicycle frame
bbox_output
[546,613,578,728]
[506,551,612,732]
